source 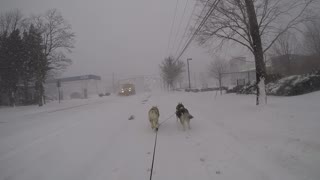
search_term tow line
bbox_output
[149,113,175,180]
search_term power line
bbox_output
[175,0,221,62]
[176,0,218,61]
[194,0,211,29]
[174,1,197,58]
[166,0,180,57]
[171,0,190,55]
[175,0,211,58]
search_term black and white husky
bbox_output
[148,106,160,132]
[176,103,193,130]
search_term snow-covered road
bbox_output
[0,91,319,180]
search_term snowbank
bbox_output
[227,71,320,96]
[268,71,320,96]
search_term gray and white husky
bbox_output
[176,103,193,131]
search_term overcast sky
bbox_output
[0,0,256,80]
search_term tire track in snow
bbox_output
[185,100,298,180]
[0,98,116,163]
[0,115,83,162]
[83,96,155,180]
[0,98,132,180]
[184,122,272,180]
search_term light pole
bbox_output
[187,58,192,89]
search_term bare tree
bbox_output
[49,51,72,74]
[27,9,75,105]
[199,72,209,88]
[196,0,316,105]
[29,9,75,73]
[304,20,320,56]
[208,56,228,95]
[0,9,24,35]
[159,56,185,90]
[271,31,299,75]
[272,32,297,56]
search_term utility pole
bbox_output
[57,80,61,103]
[187,58,192,89]
[112,72,115,93]
[194,72,197,89]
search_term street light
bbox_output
[187,58,192,89]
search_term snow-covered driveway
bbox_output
[0,91,319,180]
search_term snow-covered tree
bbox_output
[23,25,47,106]
[159,56,185,90]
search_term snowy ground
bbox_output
[0,91,320,180]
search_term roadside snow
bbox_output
[0,91,319,180]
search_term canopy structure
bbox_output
[46,75,101,83]
[45,75,103,99]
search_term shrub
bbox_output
[267,71,320,96]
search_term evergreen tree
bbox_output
[0,29,23,106]
[0,9,75,106]
[25,25,47,106]
[21,30,34,104]
[0,32,8,97]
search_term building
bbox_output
[227,57,255,85]
[271,54,320,76]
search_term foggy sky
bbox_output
[0,0,252,80]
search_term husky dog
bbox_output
[148,106,160,131]
[176,103,193,130]
[176,103,185,121]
